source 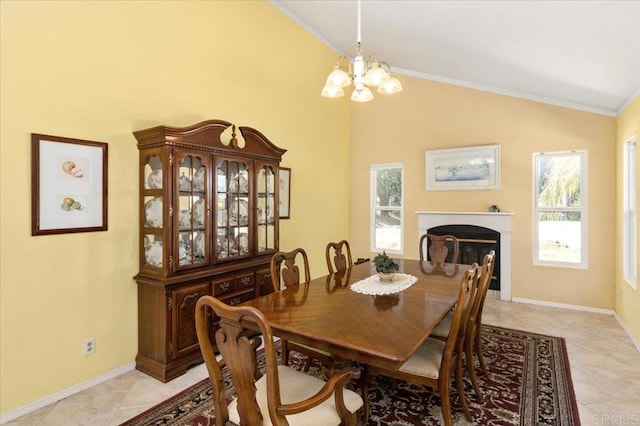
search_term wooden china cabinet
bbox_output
[133,119,286,382]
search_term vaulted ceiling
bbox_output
[273,0,640,116]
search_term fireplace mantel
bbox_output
[417,211,512,301]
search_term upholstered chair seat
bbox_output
[398,338,446,379]
[431,312,453,338]
[228,365,363,426]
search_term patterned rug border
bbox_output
[121,325,581,425]
[487,325,580,425]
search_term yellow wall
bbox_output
[349,76,617,308]
[0,0,349,413]
[616,95,640,343]
[1,0,633,416]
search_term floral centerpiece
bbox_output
[373,251,399,282]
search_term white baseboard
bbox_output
[0,362,136,424]
[614,312,640,353]
[511,296,615,315]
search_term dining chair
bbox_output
[195,295,364,426]
[419,233,460,265]
[430,250,496,401]
[326,240,353,274]
[270,248,334,370]
[470,251,496,377]
[361,264,480,426]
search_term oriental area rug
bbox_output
[121,325,580,425]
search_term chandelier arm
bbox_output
[366,53,380,66]
[378,61,392,72]
[336,55,352,73]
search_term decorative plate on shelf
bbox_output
[144,241,163,267]
[195,232,205,258]
[238,173,249,192]
[144,198,163,228]
[194,199,205,225]
[217,208,227,227]
[231,200,249,223]
[179,210,191,227]
[228,174,238,192]
[237,232,249,253]
[147,169,162,189]
[216,168,226,192]
[179,173,191,191]
[194,168,205,191]
[178,241,191,265]
[217,235,228,256]
[257,208,266,224]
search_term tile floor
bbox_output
[5,297,640,425]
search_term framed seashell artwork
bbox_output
[31,133,108,235]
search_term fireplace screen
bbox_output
[426,225,500,290]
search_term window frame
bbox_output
[623,136,637,288]
[532,150,588,269]
[370,163,404,254]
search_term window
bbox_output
[371,163,403,254]
[533,151,587,268]
[623,137,637,288]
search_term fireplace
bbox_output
[426,225,500,291]
[417,211,512,301]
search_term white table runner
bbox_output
[350,273,418,295]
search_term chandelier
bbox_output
[321,0,403,102]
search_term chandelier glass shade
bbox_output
[321,0,403,102]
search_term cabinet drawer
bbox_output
[236,273,254,290]
[210,288,256,324]
[220,289,254,307]
[213,277,235,295]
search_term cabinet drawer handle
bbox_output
[220,282,231,291]
[240,277,251,286]
[229,297,241,306]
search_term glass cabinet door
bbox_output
[216,158,250,260]
[174,151,209,271]
[142,153,164,270]
[256,165,276,253]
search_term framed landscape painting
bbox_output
[426,144,501,191]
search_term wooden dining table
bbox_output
[243,259,471,371]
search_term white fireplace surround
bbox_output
[417,211,513,301]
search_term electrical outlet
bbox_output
[84,337,95,355]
